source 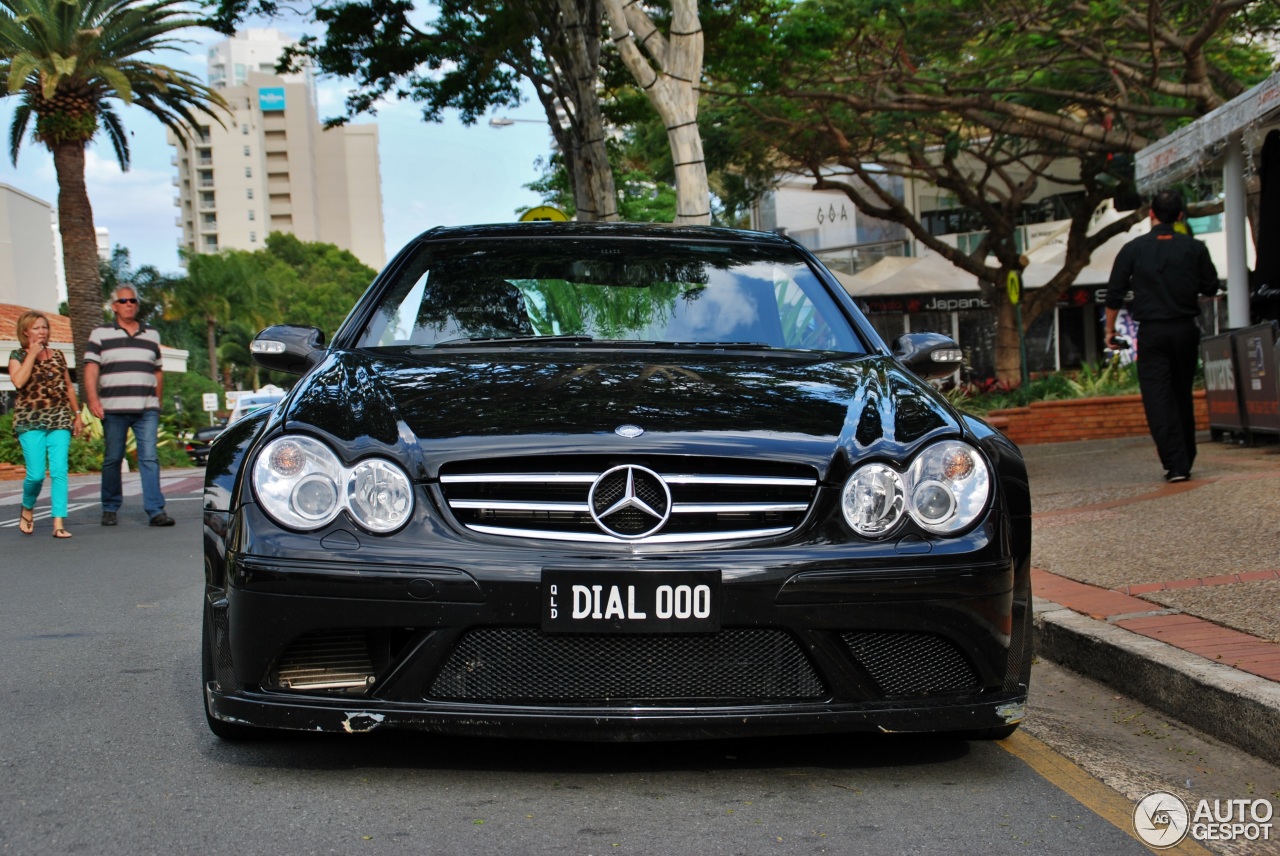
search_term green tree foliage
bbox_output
[159,235,377,389]
[0,0,225,384]
[165,369,224,435]
[709,0,1280,381]
[256,232,377,338]
[169,248,262,383]
[208,0,622,221]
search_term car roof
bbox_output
[410,221,798,247]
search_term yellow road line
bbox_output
[999,730,1213,855]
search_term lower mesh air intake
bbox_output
[429,628,825,703]
[841,631,981,697]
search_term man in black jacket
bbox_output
[1105,190,1221,482]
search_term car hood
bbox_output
[284,349,965,479]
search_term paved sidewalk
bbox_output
[1024,433,1280,764]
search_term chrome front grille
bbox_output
[439,457,818,544]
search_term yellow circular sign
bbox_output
[1006,270,1022,305]
[519,206,570,222]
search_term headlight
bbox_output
[347,459,414,532]
[840,463,906,536]
[904,440,990,535]
[841,440,990,538]
[253,435,414,533]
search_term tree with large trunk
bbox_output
[712,0,1279,382]
[0,0,225,384]
[210,0,621,221]
[604,0,709,224]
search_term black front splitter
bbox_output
[206,685,1026,742]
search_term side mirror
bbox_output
[891,332,963,380]
[250,325,326,375]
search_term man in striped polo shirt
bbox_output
[83,286,175,527]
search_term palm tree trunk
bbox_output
[51,141,102,394]
[206,315,219,383]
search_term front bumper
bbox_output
[205,686,1027,741]
[204,504,1032,740]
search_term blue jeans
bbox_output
[18,428,71,517]
[101,410,165,518]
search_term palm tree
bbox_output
[169,249,263,384]
[0,0,226,383]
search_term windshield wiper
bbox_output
[414,337,784,353]
[423,334,596,349]
[661,341,774,350]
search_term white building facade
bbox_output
[170,30,386,270]
[0,184,61,314]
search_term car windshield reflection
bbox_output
[356,239,866,354]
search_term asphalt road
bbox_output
[0,478,1271,855]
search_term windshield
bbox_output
[354,237,866,354]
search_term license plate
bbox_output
[541,569,721,634]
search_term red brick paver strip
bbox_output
[1031,568,1155,620]
[1114,614,1280,681]
[1113,568,1280,595]
[1034,568,1280,682]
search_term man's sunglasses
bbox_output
[115,298,139,304]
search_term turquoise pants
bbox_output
[18,428,71,517]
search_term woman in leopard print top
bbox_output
[9,311,82,538]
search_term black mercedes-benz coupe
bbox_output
[201,222,1032,742]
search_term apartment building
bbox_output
[169,30,386,270]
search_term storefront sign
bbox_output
[1232,323,1280,434]
[1201,333,1246,432]
[861,293,991,314]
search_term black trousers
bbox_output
[1136,318,1201,475]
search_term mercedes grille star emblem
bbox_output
[588,465,672,540]
[615,425,645,438]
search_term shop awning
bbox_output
[1135,70,1280,194]
[832,253,981,297]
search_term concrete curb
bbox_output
[1033,598,1280,766]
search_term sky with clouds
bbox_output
[0,20,553,275]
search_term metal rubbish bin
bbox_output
[1201,331,1246,439]
[1231,322,1280,436]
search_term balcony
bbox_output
[265,153,289,175]
[263,131,288,153]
